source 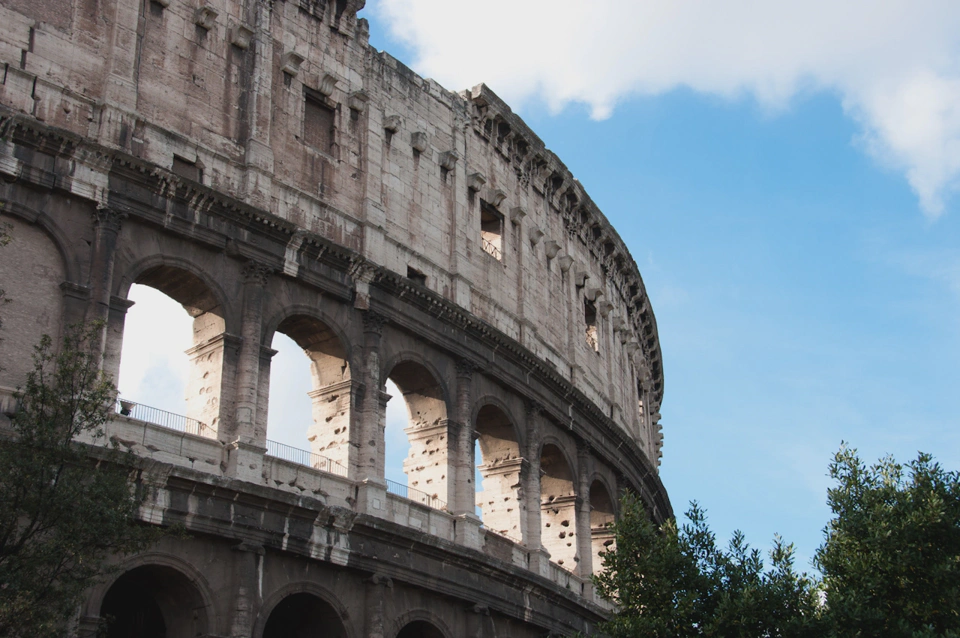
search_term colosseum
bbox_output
[0,0,669,635]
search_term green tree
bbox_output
[815,445,960,638]
[0,324,156,638]
[594,494,822,638]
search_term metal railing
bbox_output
[481,236,502,261]
[115,399,208,437]
[265,439,348,477]
[386,478,446,510]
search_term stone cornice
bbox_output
[0,107,671,521]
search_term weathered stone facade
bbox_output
[0,0,669,635]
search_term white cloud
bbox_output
[374,0,960,217]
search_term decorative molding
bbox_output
[467,172,486,192]
[411,131,429,153]
[556,255,573,273]
[241,260,272,285]
[281,51,305,77]
[383,114,402,133]
[438,150,459,171]
[361,311,386,335]
[316,73,338,96]
[484,187,507,208]
[528,225,544,245]
[229,23,254,49]
[348,90,368,112]
[573,268,589,287]
[543,240,560,259]
[194,6,219,30]
[92,205,126,232]
[509,206,526,225]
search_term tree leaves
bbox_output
[596,445,960,638]
[0,324,159,638]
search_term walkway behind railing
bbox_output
[114,399,447,511]
[265,439,348,477]
[115,399,208,437]
[386,478,446,510]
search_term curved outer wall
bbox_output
[0,0,670,636]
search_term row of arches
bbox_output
[95,561,446,638]
[0,209,626,578]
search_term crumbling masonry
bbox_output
[0,0,669,635]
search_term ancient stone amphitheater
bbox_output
[0,0,669,635]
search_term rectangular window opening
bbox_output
[172,155,202,183]
[304,93,336,153]
[407,266,427,286]
[585,299,599,352]
[480,204,503,261]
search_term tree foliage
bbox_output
[594,494,822,638]
[0,325,156,638]
[596,446,960,638]
[815,446,960,638]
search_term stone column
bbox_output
[227,541,264,638]
[466,603,491,638]
[453,359,476,514]
[226,261,270,482]
[357,311,385,480]
[363,574,393,638]
[576,440,594,586]
[88,206,125,365]
[241,0,275,209]
[522,401,549,575]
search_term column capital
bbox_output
[455,357,477,379]
[92,204,127,232]
[241,259,272,285]
[524,399,544,419]
[361,310,386,335]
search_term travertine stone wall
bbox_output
[0,0,672,634]
[0,0,663,459]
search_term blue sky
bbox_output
[118,1,960,576]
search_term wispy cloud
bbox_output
[374,0,960,217]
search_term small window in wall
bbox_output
[585,299,599,352]
[407,266,427,286]
[172,155,202,183]
[304,92,336,153]
[480,203,503,261]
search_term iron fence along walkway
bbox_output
[113,399,446,510]
[264,439,348,477]
[386,478,446,510]
[115,399,208,437]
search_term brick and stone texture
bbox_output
[0,0,670,635]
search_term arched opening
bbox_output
[266,315,351,470]
[118,265,225,439]
[262,592,347,638]
[540,443,578,570]
[100,564,209,638]
[589,480,616,574]
[475,404,523,542]
[396,620,445,638]
[384,360,448,508]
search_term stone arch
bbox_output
[255,581,356,638]
[588,476,617,575]
[474,399,524,542]
[114,256,232,438]
[391,610,452,638]
[0,201,82,283]
[0,209,68,395]
[94,554,217,638]
[382,353,450,505]
[540,441,578,571]
[258,590,350,638]
[263,307,354,470]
